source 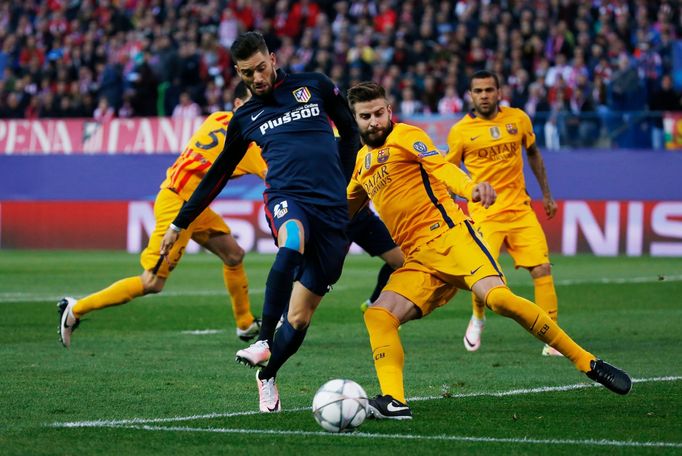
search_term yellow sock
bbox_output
[471,294,486,320]
[73,276,144,318]
[534,275,558,322]
[485,286,594,372]
[364,307,406,403]
[223,263,254,330]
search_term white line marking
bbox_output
[180,329,225,335]
[111,424,682,449]
[50,376,681,428]
[5,274,680,304]
[556,274,682,286]
[408,375,682,402]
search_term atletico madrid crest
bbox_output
[293,87,312,103]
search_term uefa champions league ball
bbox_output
[312,379,369,433]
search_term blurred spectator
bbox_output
[648,74,682,149]
[172,91,201,119]
[437,84,463,115]
[0,0,677,132]
[94,97,115,123]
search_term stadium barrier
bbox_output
[0,117,680,255]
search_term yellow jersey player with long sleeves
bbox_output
[348,122,477,256]
[345,82,629,419]
[59,87,265,350]
[446,71,561,356]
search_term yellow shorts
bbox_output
[384,220,503,317]
[140,188,231,278]
[475,208,549,268]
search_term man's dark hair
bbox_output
[347,82,387,108]
[470,70,500,89]
[230,31,269,61]
[234,81,250,101]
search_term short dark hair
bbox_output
[347,81,387,108]
[234,81,250,101]
[230,31,269,62]
[470,70,500,89]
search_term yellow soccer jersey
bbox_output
[161,111,267,200]
[446,106,535,220]
[348,123,476,255]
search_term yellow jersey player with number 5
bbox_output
[58,82,267,348]
[447,70,561,356]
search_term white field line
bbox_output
[50,375,681,429]
[111,424,682,449]
[4,273,681,304]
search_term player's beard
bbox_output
[474,100,498,118]
[250,70,277,97]
[361,120,394,148]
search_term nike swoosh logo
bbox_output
[251,110,265,121]
[470,135,480,141]
[386,402,409,412]
[267,400,280,412]
[470,265,483,275]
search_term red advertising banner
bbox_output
[2,200,681,256]
[0,118,208,154]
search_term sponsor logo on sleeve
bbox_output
[418,150,440,158]
[413,141,428,153]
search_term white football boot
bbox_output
[235,340,271,367]
[256,371,281,412]
[463,316,485,352]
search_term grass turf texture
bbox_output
[1,251,681,455]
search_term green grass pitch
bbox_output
[1,251,681,455]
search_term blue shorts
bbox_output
[347,206,397,257]
[265,195,349,296]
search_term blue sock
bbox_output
[260,319,307,379]
[259,247,303,345]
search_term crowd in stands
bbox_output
[0,0,681,146]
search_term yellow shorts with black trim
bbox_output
[140,188,231,278]
[384,220,503,317]
[475,208,549,269]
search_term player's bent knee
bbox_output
[529,263,552,278]
[141,271,165,294]
[224,246,245,266]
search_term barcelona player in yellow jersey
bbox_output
[447,70,561,356]
[346,81,631,420]
[58,82,266,348]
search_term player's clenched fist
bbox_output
[471,182,496,209]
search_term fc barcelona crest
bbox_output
[293,86,311,103]
[506,123,518,134]
[489,126,501,139]
[377,148,390,163]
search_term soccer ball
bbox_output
[312,379,369,433]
